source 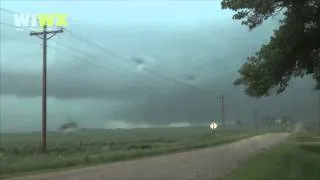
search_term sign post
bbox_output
[210,121,218,137]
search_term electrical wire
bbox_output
[62,27,205,91]
[0,20,181,88]
[0,31,140,82]
[0,22,145,81]
[0,7,212,94]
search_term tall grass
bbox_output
[0,124,290,176]
[0,127,248,175]
[218,131,320,180]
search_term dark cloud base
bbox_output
[2,71,318,125]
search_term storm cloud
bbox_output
[0,1,318,132]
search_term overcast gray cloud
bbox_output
[0,1,318,132]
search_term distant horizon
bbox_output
[1,1,319,133]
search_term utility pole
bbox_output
[218,95,225,131]
[253,110,258,133]
[30,25,63,151]
[318,92,320,132]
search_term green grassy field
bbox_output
[218,132,320,180]
[0,124,292,176]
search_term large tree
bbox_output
[221,0,320,97]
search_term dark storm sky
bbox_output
[0,1,318,132]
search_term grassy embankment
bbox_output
[218,130,320,180]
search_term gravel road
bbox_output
[6,133,289,180]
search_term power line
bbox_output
[1,23,176,92]
[0,8,218,97]
[0,21,154,84]
[63,28,130,63]
[53,27,208,92]
[47,45,116,72]
[1,33,201,104]
[1,8,225,131]
[0,33,41,68]
[50,39,152,81]
[0,33,111,75]
[0,33,16,40]
[0,22,41,34]
[0,7,16,14]
[46,43,198,95]
[51,37,205,92]
[63,27,207,92]
[46,44,148,83]
[0,32,180,100]
[1,22,28,30]
[1,23,207,101]
[0,8,207,93]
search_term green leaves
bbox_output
[221,0,287,30]
[224,0,320,97]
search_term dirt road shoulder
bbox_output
[6,133,289,180]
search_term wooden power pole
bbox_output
[30,25,63,151]
[253,110,258,133]
[318,92,320,132]
[218,95,225,131]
